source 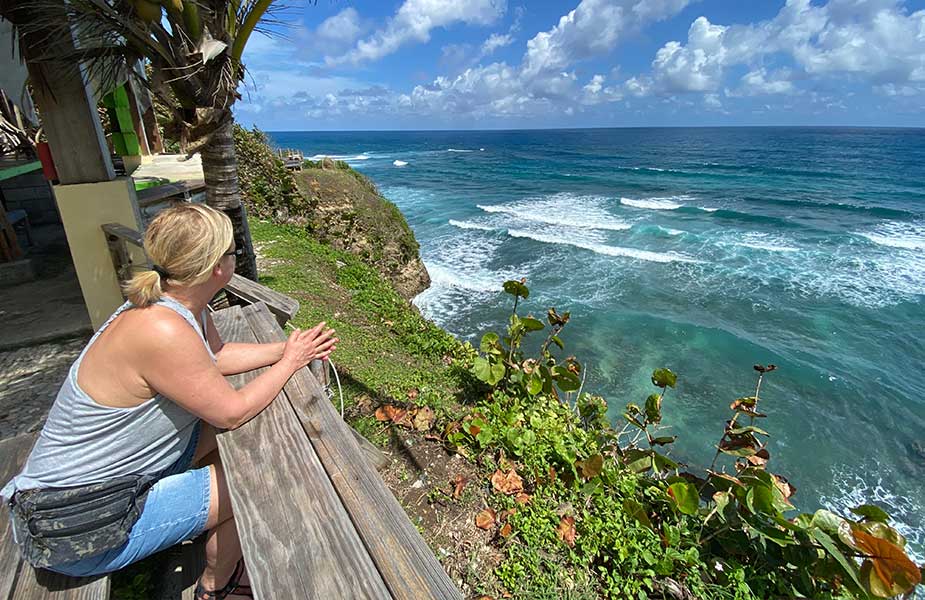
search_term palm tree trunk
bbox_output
[200,116,258,280]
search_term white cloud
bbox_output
[327,0,507,66]
[481,32,514,56]
[315,8,364,55]
[629,0,925,98]
[737,68,796,96]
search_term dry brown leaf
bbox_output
[500,522,513,538]
[413,406,435,431]
[490,468,524,495]
[853,528,922,592]
[772,474,796,500]
[468,424,482,436]
[374,405,395,422]
[515,492,531,505]
[451,474,468,499]
[407,388,419,401]
[475,508,496,530]
[747,448,770,467]
[391,408,412,428]
[556,515,577,547]
[548,466,557,483]
[497,508,517,522]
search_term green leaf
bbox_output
[549,335,564,350]
[521,316,545,331]
[851,504,890,523]
[623,498,652,529]
[527,374,543,396]
[644,393,662,424]
[727,425,770,436]
[706,491,731,523]
[502,279,529,299]
[652,452,679,472]
[651,368,677,389]
[479,332,500,353]
[649,436,677,446]
[668,481,699,515]
[554,369,581,392]
[810,529,868,597]
[623,413,646,431]
[624,449,654,473]
[488,362,505,386]
[472,357,492,383]
[746,485,776,515]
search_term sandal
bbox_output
[195,558,252,599]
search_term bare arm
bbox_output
[144,317,337,429]
[203,312,285,375]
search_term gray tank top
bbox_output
[1,296,214,501]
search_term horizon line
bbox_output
[261,124,925,133]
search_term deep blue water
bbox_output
[269,128,925,559]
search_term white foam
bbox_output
[506,229,701,264]
[449,219,494,232]
[480,148,485,151]
[660,227,686,236]
[308,153,371,162]
[620,197,685,211]
[392,160,408,167]
[856,221,925,251]
[446,148,473,153]
[699,206,720,212]
[734,232,799,253]
[478,193,632,231]
[819,462,924,565]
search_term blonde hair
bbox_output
[124,204,234,307]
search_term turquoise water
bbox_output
[269,128,925,559]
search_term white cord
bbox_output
[328,358,345,418]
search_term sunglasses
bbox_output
[224,248,244,258]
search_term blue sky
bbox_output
[234,0,925,131]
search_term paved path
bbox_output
[0,338,86,439]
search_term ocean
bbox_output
[268,127,925,560]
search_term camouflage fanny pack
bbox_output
[9,474,156,569]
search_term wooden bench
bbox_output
[0,434,109,600]
[212,302,462,599]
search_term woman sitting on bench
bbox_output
[1,204,337,599]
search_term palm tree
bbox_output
[2,0,291,279]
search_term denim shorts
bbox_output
[47,422,212,577]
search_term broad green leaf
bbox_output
[810,529,868,597]
[706,491,731,523]
[851,504,890,524]
[623,413,646,431]
[623,498,652,529]
[644,393,662,424]
[651,368,677,389]
[521,316,545,331]
[527,374,543,396]
[649,436,677,446]
[652,452,679,472]
[812,509,848,536]
[479,332,500,353]
[549,335,564,350]
[488,362,505,386]
[502,279,529,299]
[746,485,776,515]
[472,357,492,383]
[624,449,654,473]
[668,481,699,515]
[727,425,770,436]
[553,367,581,392]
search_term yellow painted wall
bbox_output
[54,177,145,330]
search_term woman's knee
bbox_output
[204,460,234,530]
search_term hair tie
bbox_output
[152,264,170,279]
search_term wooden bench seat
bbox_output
[0,434,109,600]
[213,303,462,599]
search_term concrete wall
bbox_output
[0,170,59,224]
[54,177,145,330]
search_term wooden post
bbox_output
[17,3,115,184]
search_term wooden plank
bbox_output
[225,274,299,325]
[0,435,109,600]
[244,304,462,600]
[101,222,143,247]
[19,4,115,184]
[10,568,108,600]
[212,306,391,600]
[0,434,35,599]
[135,180,206,207]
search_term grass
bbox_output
[250,220,469,435]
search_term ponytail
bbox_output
[124,269,165,307]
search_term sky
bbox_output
[234,0,925,131]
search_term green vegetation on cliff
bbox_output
[235,130,922,600]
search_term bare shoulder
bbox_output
[124,304,206,357]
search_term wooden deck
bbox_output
[213,303,462,599]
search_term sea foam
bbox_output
[506,229,700,263]
[393,160,408,167]
[448,219,494,232]
[478,193,632,231]
[856,221,925,251]
[620,196,686,210]
[447,148,473,153]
